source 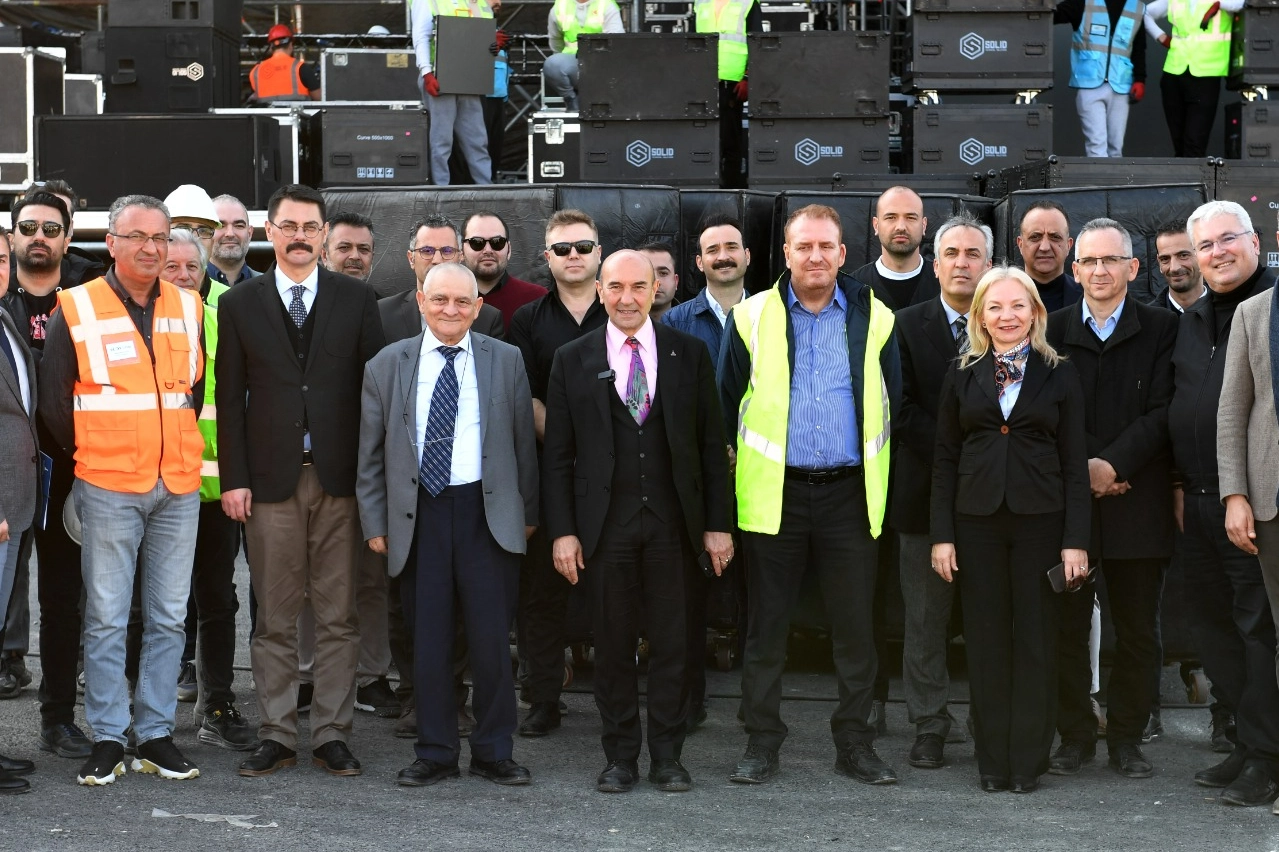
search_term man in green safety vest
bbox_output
[543,0,624,111]
[718,204,901,787]
[694,0,760,187]
[1143,0,1238,156]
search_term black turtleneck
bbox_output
[1209,263,1266,343]
[1034,272,1083,313]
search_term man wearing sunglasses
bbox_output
[508,209,607,738]
[461,211,545,332]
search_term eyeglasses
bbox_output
[548,240,597,256]
[15,220,65,238]
[464,235,508,252]
[1195,231,1251,254]
[410,245,459,260]
[172,223,215,240]
[269,220,323,238]
[1075,255,1132,268]
[109,232,169,247]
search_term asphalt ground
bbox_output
[0,558,1276,852]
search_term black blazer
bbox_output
[891,297,961,535]
[1046,299,1178,559]
[216,266,385,502]
[377,288,505,345]
[930,348,1090,550]
[542,322,732,561]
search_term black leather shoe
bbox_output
[518,702,561,737]
[648,758,692,792]
[597,759,638,793]
[238,740,297,777]
[1220,764,1279,806]
[0,753,34,775]
[1048,739,1096,775]
[398,758,460,787]
[835,741,898,785]
[470,757,531,786]
[908,734,945,769]
[312,741,361,776]
[980,775,1010,793]
[0,767,29,795]
[1011,777,1040,794]
[729,744,779,784]
[1108,743,1153,779]
[1195,747,1246,788]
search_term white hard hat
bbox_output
[163,184,219,228]
[62,494,82,546]
[367,25,390,35]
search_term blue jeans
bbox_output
[77,478,199,745]
[0,526,27,641]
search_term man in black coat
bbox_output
[542,250,733,794]
[1045,218,1178,780]
[852,186,940,311]
[892,214,991,771]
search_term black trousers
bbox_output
[1182,493,1279,770]
[34,446,83,728]
[1161,71,1221,158]
[591,505,693,763]
[741,472,880,751]
[718,81,746,189]
[1057,556,1165,747]
[956,506,1062,782]
[401,482,519,765]
[189,501,242,710]
[517,527,571,705]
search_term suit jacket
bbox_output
[356,331,539,576]
[1047,299,1178,558]
[930,349,1091,550]
[0,303,38,533]
[542,322,732,561]
[378,288,504,345]
[891,297,961,535]
[216,266,385,503]
[1218,289,1279,522]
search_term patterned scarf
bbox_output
[993,337,1031,399]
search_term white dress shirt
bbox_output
[274,265,319,316]
[415,328,481,486]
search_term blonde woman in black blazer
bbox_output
[930,265,1091,794]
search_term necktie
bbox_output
[624,337,650,424]
[0,323,19,391]
[288,285,308,328]
[953,315,970,354]
[420,346,462,496]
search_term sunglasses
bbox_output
[548,240,597,257]
[16,220,65,238]
[465,235,508,252]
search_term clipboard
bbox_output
[433,16,496,96]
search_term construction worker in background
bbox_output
[694,0,760,188]
[542,0,624,112]
[1055,0,1148,157]
[249,24,321,103]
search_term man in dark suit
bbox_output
[892,213,991,771]
[358,262,539,787]
[543,249,733,793]
[1045,218,1179,780]
[0,228,39,794]
[1016,200,1083,313]
[217,184,385,778]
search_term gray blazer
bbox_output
[357,330,538,577]
[1218,289,1279,522]
[0,304,38,534]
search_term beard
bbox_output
[17,245,60,271]
[212,241,247,264]
[882,234,922,258]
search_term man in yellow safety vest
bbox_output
[543,0,625,111]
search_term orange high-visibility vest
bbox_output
[249,51,310,100]
[57,277,205,495]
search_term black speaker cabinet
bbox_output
[106,0,242,36]
[307,108,431,187]
[104,27,240,112]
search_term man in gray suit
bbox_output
[0,227,39,794]
[357,262,538,788]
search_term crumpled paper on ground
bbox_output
[152,808,278,829]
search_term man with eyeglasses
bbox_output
[1152,221,1208,313]
[461,211,545,332]
[1044,218,1179,781]
[217,184,386,779]
[39,194,207,786]
[163,185,219,258]
[209,195,259,287]
[1016,200,1084,313]
[508,208,608,738]
[1170,200,1279,807]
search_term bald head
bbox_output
[598,249,655,334]
[873,186,927,266]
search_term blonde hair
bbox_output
[958,265,1062,370]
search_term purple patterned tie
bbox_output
[624,337,650,424]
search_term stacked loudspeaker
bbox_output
[902,0,1055,174]
[1226,0,1279,160]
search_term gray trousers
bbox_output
[420,81,492,187]
[1075,85,1130,158]
[542,53,580,110]
[899,532,956,737]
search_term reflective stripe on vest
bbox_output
[694,0,753,82]
[731,281,894,538]
[554,0,609,55]
[198,280,228,501]
[250,53,309,100]
[1069,0,1143,93]
[58,278,205,495]
[1165,0,1232,76]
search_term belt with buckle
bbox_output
[302,450,314,466]
[784,465,859,486]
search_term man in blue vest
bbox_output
[1057,0,1148,157]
